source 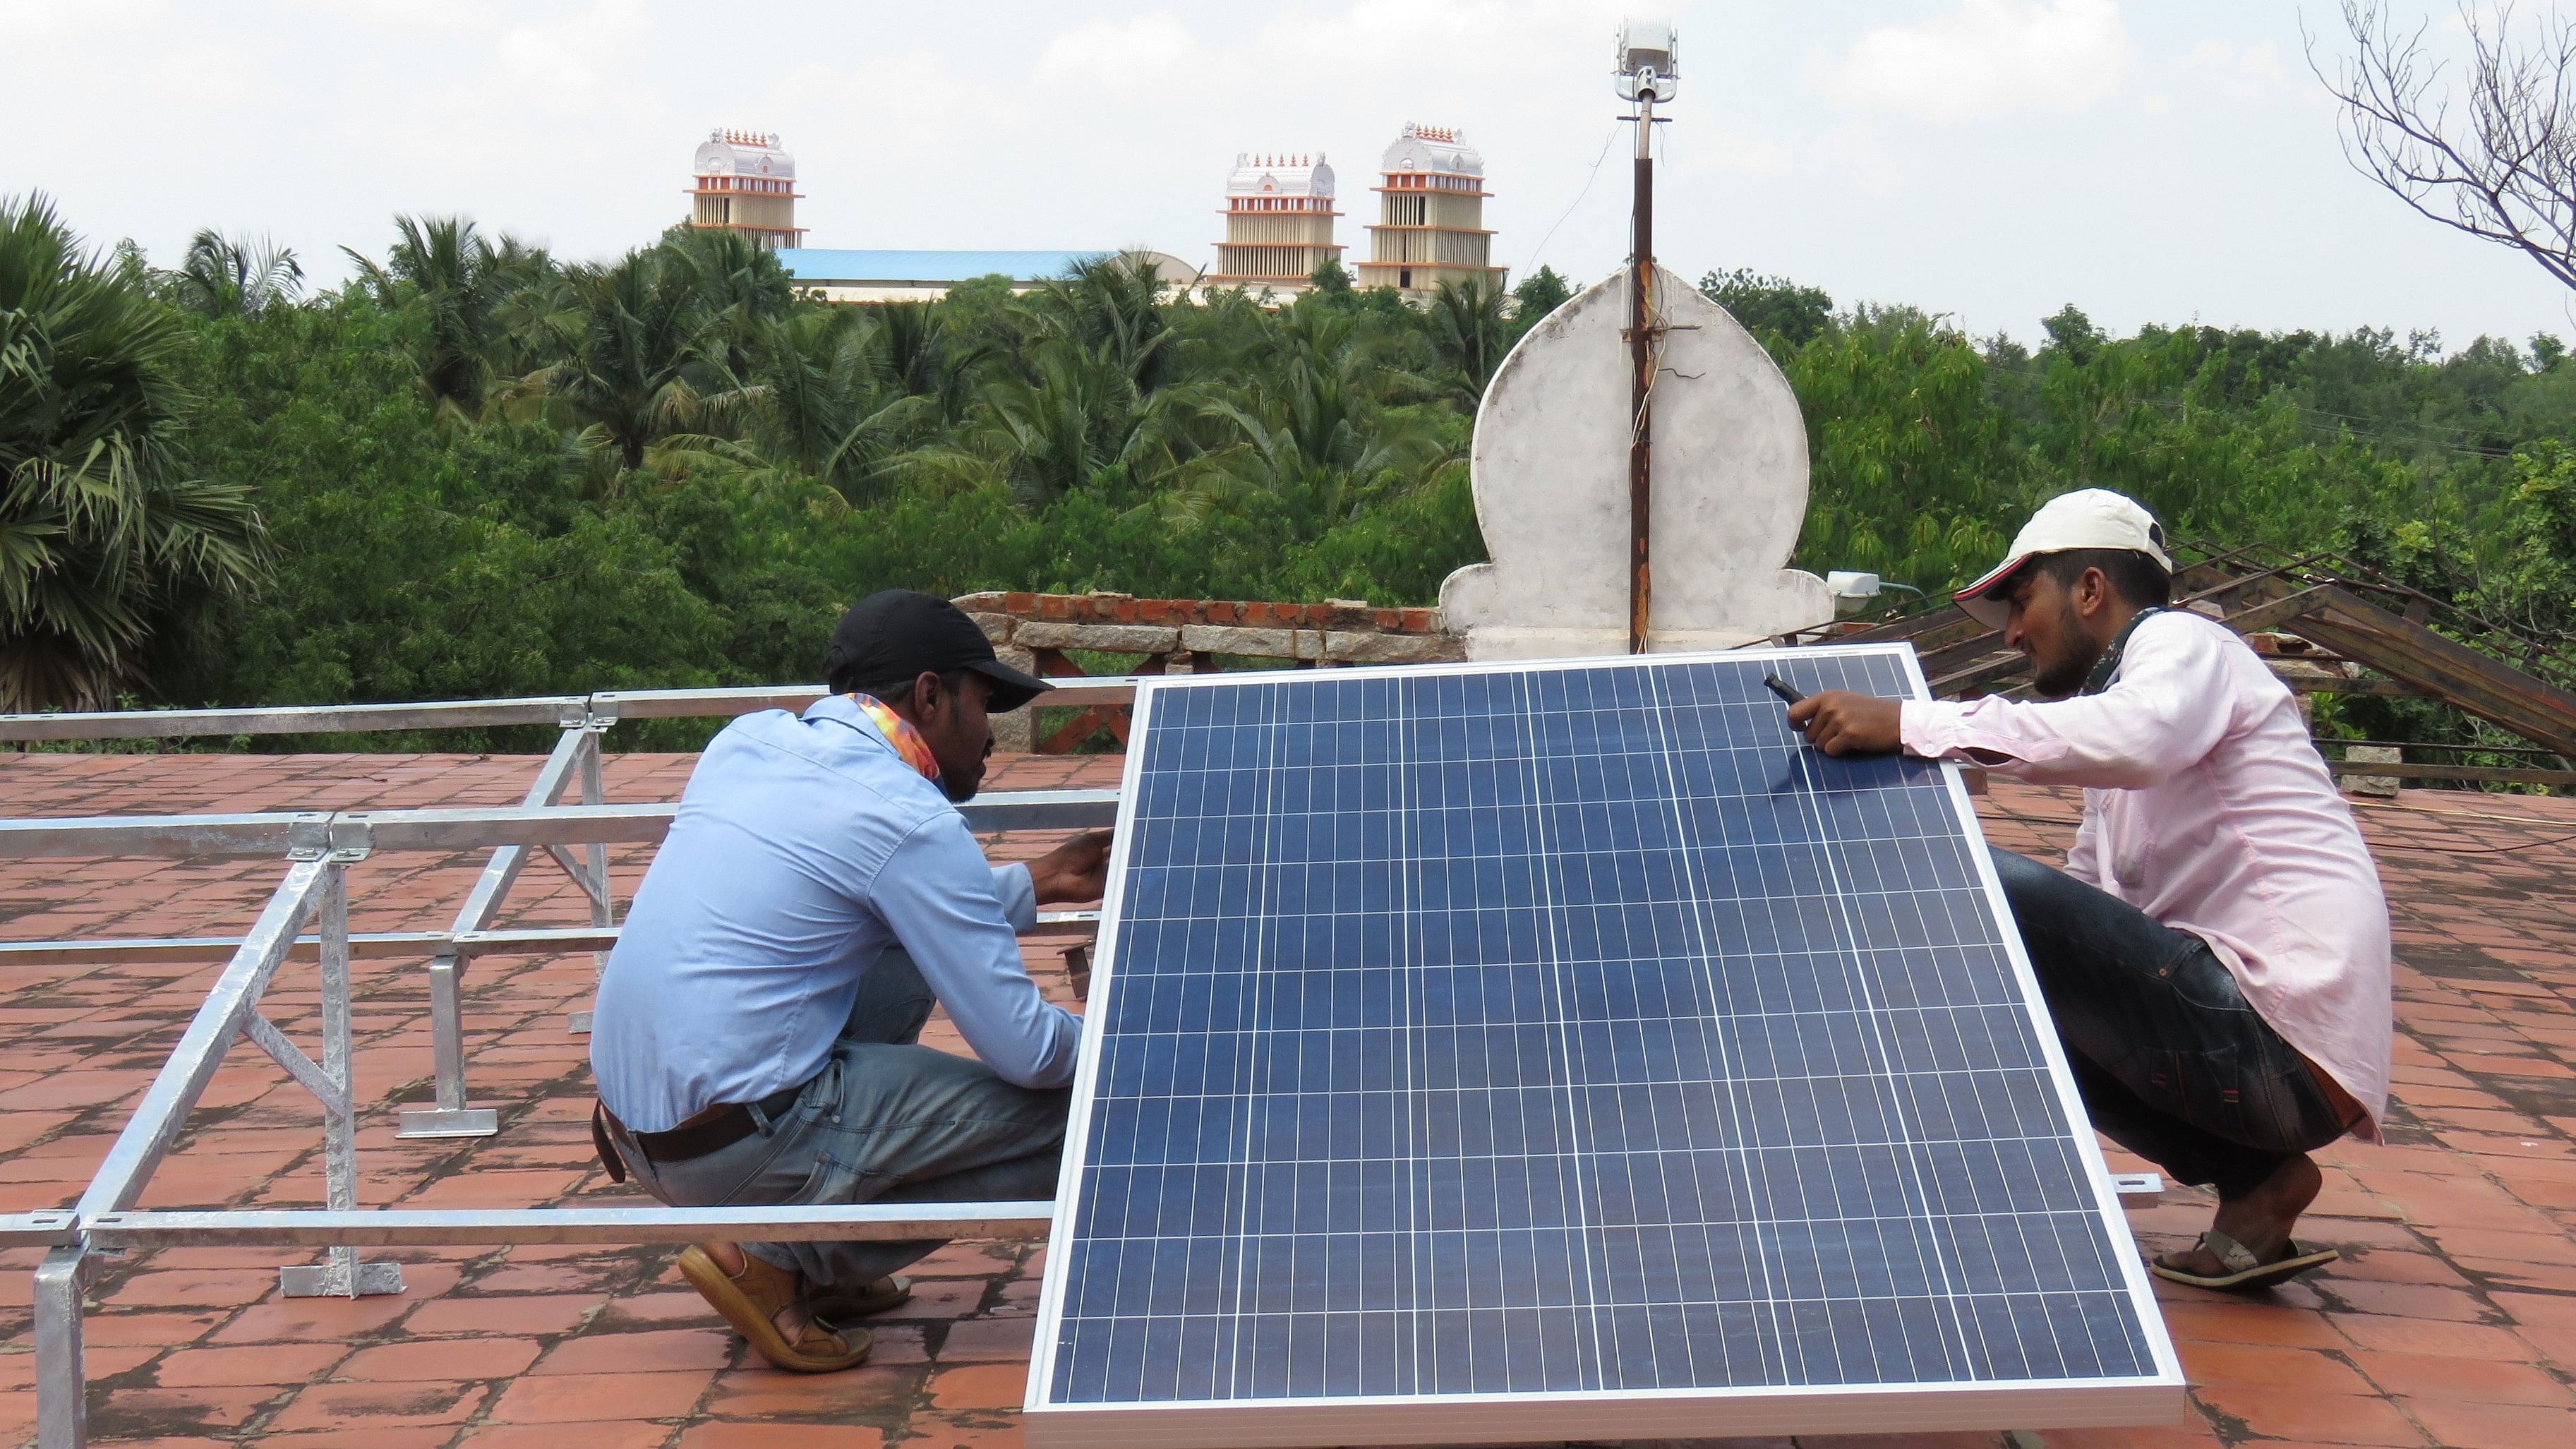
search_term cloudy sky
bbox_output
[6,1,2569,347]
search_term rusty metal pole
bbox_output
[1627,91,1656,655]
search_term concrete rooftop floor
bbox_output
[1,747,2572,1449]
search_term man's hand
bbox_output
[1784,690,1903,757]
[1029,829,1113,904]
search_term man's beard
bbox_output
[2028,603,2105,698]
[939,772,979,804]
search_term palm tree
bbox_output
[1167,312,1449,530]
[1018,253,1181,394]
[738,306,932,501]
[343,215,522,419]
[954,335,1191,505]
[540,246,738,478]
[1427,276,1512,404]
[1,195,265,711]
[171,229,303,318]
[877,300,994,420]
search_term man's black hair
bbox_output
[2026,548,2173,610]
[833,666,975,704]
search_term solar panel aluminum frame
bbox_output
[1025,646,2184,1448]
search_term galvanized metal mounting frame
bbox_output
[1,680,1133,1449]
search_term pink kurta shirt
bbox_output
[1900,610,2393,1136]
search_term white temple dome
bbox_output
[1224,152,1334,200]
[1380,123,1483,177]
[694,128,795,180]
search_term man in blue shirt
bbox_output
[591,590,1108,1373]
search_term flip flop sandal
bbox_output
[807,1274,913,1321]
[2149,1229,2339,1292]
[678,1245,874,1373]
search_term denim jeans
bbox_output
[607,949,1072,1287]
[1988,848,2349,1200]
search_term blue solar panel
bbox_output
[1026,649,2179,1445]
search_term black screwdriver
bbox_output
[1762,674,1805,707]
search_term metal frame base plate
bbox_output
[278,1259,406,1298]
[394,1107,500,1139]
[565,1010,593,1034]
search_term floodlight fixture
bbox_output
[1614,17,1678,104]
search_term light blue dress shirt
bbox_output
[590,696,1081,1133]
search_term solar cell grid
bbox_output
[1026,648,2179,1446]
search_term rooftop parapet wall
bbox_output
[949,591,1464,752]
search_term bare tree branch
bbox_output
[2313,1,2576,291]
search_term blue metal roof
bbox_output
[775,248,1109,283]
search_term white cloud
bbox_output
[1036,12,1203,90]
[2183,37,2298,102]
[1824,0,2132,122]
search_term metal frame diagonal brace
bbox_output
[399,721,599,1139]
[36,856,402,1449]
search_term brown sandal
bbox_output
[808,1274,913,1321]
[678,1244,874,1372]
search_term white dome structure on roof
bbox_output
[687,128,805,249]
[1378,123,1484,179]
[1359,123,1505,300]
[1224,152,1336,200]
[1210,151,1344,295]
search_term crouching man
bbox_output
[1790,490,2390,1292]
[589,590,1109,1370]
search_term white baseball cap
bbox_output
[1953,488,2174,630]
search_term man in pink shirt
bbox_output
[1788,489,2390,1292]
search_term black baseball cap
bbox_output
[822,590,1052,712]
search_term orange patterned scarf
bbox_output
[845,694,941,782]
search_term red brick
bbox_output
[595,1290,719,1328]
[336,1336,543,1381]
[2350,1348,2572,1406]
[701,1364,921,1418]
[2190,1386,2427,1445]
[486,1369,715,1424]
[2162,1300,2347,1349]
[677,1424,889,1449]
[104,1268,279,1309]
[901,1412,1024,1449]
[531,1326,734,1374]
[2404,1400,2576,1449]
[927,1362,1026,1410]
[257,1429,456,1449]
[2331,1315,2537,1359]
[84,1383,276,1433]
[152,1341,347,1387]
[453,1423,673,1449]
[939,1317,1035,1361]
[400,1294,595,1337]
[2175,1342,2374,1394]
[207,1292,416,1342]
[83,1310,229,1347]
[2035,1427,2225,1449]
[266,1380,488,1432]
[2321,1279,2490,1321]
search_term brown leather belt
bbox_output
[591,1083,807,1184]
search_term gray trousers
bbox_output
[1989,848,2350,1200]
[610,949,1072,1287]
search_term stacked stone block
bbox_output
[949,592,1463,751]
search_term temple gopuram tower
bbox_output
[1210,152,1342,294]
[1356,123,1505,299]
[687,129,805,249]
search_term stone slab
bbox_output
[1013,623,1181,654]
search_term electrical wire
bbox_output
[1521,121,1620,282]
